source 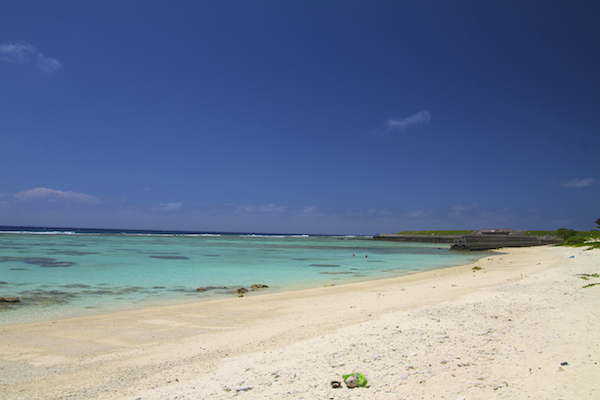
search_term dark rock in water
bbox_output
[310,264,341,267]
[63,284,90,288]
[149,255,190,260]
[197,286,228,292]
[0,281,7,284]
[0,256,73,268]
[10,268,29,271]
[0,296,20,303]
[232,287,249,294]
[49,290,72,296]
[251,284,269,290]
[320,271,352,274]
[41,262,76,268]
[22,257,56,265]
[49,251,98,256]
[82,289,114,295]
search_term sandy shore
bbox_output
[1,245,598,400]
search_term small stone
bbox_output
[0,296,20,303]
[236,385,253,392]
[331,381,342,388]
[560,361,568,366]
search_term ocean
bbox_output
[0,226,483,325]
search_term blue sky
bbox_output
[1,1,599,234]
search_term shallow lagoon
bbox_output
[0,231,483,324]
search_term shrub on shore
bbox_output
[560,231,600,249]
[556,228,578,239]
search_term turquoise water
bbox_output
[0,231,482,325]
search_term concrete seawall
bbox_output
[373,233,564,250]
[450,235,563,251]
[373,234,461,243]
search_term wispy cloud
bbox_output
[564,177,596,188]
[237,203,289,214]
[153,202,183,211]
[376,111,431,134]
[408,209,434,218]
[449,203,479,217]
[14,188,101,204]
[0,42,36,63]
[0,41,62,73]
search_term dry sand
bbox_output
[1,245,598,400]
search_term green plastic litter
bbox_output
[342,373,368,387]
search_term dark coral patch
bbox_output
[149,255,190,260]
[0,257,75,267]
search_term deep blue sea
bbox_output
[0,226,482,325]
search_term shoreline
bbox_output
[1,245,598,399]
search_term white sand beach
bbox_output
[1,245,598,400]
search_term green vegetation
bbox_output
[524,230,562,236]
[565,236,586,245]
[580,273,599,280]
[397,230,473,235]
[558,231,600,249]
[525,223,600,250]
[581,272,600,288]
[524,230,598,236]
[556,228,578,239]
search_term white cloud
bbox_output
[259,204,288,213]
[0,42,36,62]
[237,205,257,213]
[14,188,101,204]
[0,41,62,73]
[379,111,431,134]
[237,204,289,214]
[449,203,478,217]
[408,209,433,218]
[154,202,183,211]
[564,177,596,188]
[298,206,322,218]
[37,53,62,73]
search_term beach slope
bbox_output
[1,245,598,399]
